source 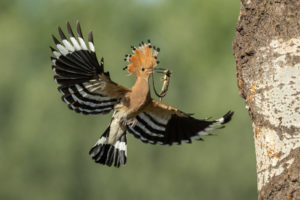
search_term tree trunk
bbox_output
[233,0,300,199]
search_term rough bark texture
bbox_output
[233,0,300,199]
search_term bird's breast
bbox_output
[123,89,150,118]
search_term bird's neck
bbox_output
[124,76,151,118]
[125,75,151,118]
[132,76,150,97]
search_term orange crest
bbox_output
[123,40,160,75]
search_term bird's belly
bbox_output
[107,109,127,144]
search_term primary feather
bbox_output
[50,21,234,167]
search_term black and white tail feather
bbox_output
[51,21,131,167]
[50,21,234,168]
[89,127,127,167]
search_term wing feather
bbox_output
[50,21,130,115]
[127,100,234,145]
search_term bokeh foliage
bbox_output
[0,0,257,199]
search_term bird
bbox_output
[50,21,234,168]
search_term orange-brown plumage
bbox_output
[50,21,233,168]
[126,41,158,76]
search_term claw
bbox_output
[120,118,137,128]
[128,119,137,128]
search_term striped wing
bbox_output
[127,100,234,145]
[50,21,130,115]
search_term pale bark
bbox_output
[233,0,300,199]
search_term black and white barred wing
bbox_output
[50,21,130,115]
[127,100,234,145]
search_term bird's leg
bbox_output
[120,116,137,128]
[127,119,137,128]
[120,116,127,127]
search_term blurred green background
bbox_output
[0,0,257,199]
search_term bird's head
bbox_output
[123,40,165,78]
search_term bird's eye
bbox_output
[141,68,145,71]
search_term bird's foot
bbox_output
[127,119,137,128]
[120,118,137,128]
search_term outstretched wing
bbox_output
[50,21,130,115]
[127,100,233,145]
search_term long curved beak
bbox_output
[153,67,167,74]
[145,67,168,74]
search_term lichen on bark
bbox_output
[233,0,300,199]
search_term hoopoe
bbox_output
[50,21,234,168]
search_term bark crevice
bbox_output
[233,0,300,199]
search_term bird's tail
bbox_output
[89,127,127,167]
